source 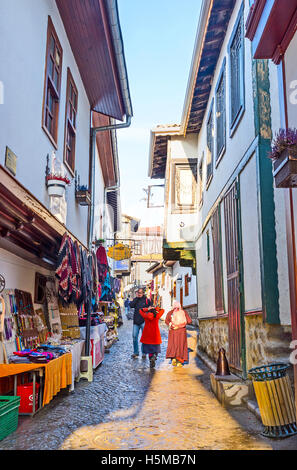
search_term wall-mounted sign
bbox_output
[5,146,17,176]
[107,243,131,261]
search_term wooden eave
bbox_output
[186,0,236,134]
[0,165,87,270]
[56,0,125,120]
[92,112,117,188]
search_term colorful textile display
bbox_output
[96,245,108,282]
[55,233,80,306]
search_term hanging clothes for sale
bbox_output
[80,246,92,312]
[100,270,112,302]
[96,245,108,282]
[55,233,80,305]
[91,251,100,308]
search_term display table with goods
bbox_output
[0,287,79,432]
[79,313,107,368]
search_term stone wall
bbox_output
[245,315,292,372]
[186,305,199,327]
[198,315,293,378]
[198,317,229,364]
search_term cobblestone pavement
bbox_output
[1,317,297,450]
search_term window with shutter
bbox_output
[211,205,225,314]
[64,68,78,174]
[206,103,214,187]
[42,17,63,147]
[216,60,226,163]
[228,5,245,135]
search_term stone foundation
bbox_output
[198,315,292,378]
[198,317,229,364]
[185,304,199,327]
[245,315,292,373]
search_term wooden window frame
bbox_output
[211,204,225,315]
[207,230,210,261]
[42,16,63,148]
[63,68,78,175]
[171,158,197,214]
[206,100,214,189]
[198,153,204,208]
[184,274,189,297]
[215,58,226,167]
[228,3,245,137]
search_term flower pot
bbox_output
[47,178,67,197]
[273,149,297,188]
[75,190,91,206]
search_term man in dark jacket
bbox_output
[129,288,152,358]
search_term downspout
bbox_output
[85,0,132,357]
[88,115,131,251]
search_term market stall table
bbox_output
[80,323,107,369]
[0,352,72,415]
[62,340,85,391]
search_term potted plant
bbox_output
[46,173,71,197]
[75,184,91,206]
[269,128,297,188]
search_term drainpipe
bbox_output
[88,115,131,251]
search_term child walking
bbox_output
[139,306,164,368]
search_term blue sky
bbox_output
[117,0,202,227]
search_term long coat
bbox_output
[165,309,192,362]
[139,308,164,345]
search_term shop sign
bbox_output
[5,146,17,176]
[107,243,131,261]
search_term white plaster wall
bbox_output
[195,221,216,319]
[165,135,199,243]
[196,0,256,234]
[239,154,262,312]
[0,248,54,310]
[269,59,294,326]
[0,0,92,246]
[172,261,197,308]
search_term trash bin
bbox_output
[248,363,297,438]
[17,382,40,414]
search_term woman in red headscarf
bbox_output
[165,301,192,367]
[139,306,164,368]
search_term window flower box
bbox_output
[269,129,297,188]
[75,187,91,206]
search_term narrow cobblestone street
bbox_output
[1,317,297,451]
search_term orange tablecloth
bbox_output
[42,353,72,406]
[0,353,72,406]
[0,363,43,378]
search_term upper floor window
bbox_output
[206,102,214,188]
[42,17,63,147]
[228,4,245,136]
[216,59,226,164]
[64,69,78,174]
[171,159,197,213]
[198,154,204,208]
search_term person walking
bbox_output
[129,288,152,358]
[139,305,164,368]
[165,301,192,367]
[124,296,130,319]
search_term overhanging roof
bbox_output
[180,0,236,135]
[0,166,87,270]
[56,0,132,121]
[245,0,297,64]
[148,124,181,179]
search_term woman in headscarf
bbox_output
[165,301,192,367]
[139,305,164,368]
